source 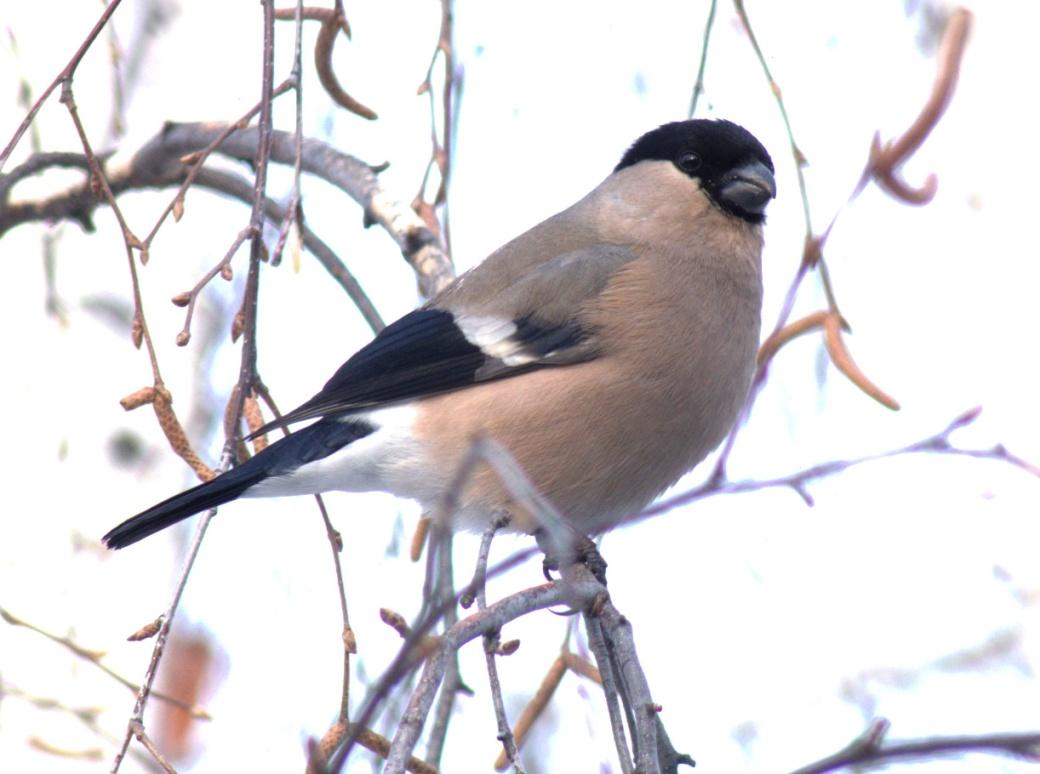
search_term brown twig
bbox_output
[40,50,215,507]
[381,583,569,774]
[708,4,973,481]
[641,406,1039,521]
[687,0,718,117]
[864,9,973,205]
[494,657,566,772]
[333,538,645,773]
[189,165,384,333]
[757,310,839,367]
[139,78,294,259]
[822,311,900,410]
[316,494,355,717]
[733,0,832,306]
[175,226,254,348]
[791,718,1040,774]
[418,521,465,769]
[0,0,126,171]
[410,515,432,562]
[111,2,281,770]
[309,723,437,774]
[0,122,455,299]
[584,617,635,773]
[466,517,524,772]
[273,3,377,119]
[757,310,899,410]
[562,650,602,684]
[58,80,160,368]
[128,720,176,774]
[1,146,385,336]
[333,436,671,774]
[0,679,160,765]
[413,0,457,251]
[269,1,306,269]
[0,607,209,719]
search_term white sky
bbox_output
[1,1,1038,772]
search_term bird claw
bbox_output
[536,529,609,587]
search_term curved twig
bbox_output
[273,4,377,119]
[866,9,972,204]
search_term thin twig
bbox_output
[174,226,253,347]
[268,0,305,268]
[472,517,525,772]
[414,0,457,253]
[0,0,126,170]
[0,607,208,719]
[0,679,162,768]
[1,121,455,297]
[733,0,831,305]
[640,407,1039,524]
[494,656,567,772]
[422,523,463,769]
[316,494,354,717]
[592,595,661,774]
[139,78,295,255]
[864,9,973,205]
[272,3,377,119]
[792,718,1040,774]
[381,584,567,774]
[714,5,975,478]
[462,514,509,610]
[584,616,635,774]
[112,3,279,769]
[190,166,384,333]
[129,720,177,774]
[54,71,216,493]
[687,0,717,117]
[109,460,227,773]
[333,544,540,770]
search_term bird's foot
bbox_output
[536,529,608,586]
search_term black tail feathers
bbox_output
[103,417,376,549]
[102,463,265,549]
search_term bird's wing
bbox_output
[252,243,635,434]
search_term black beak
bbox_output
[718,159,776,216]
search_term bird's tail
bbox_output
[103,417,375,549]
[102,461,267,549]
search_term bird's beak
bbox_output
[718,159,776,215]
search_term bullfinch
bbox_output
[103,119,775,550]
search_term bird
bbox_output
[103,118,775,552]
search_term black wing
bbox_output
[250,307,592,435]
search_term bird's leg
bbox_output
[535,527,608,586]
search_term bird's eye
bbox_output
[677,152,702,173]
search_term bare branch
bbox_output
[641,406,1039,524]
[1,122,455,298]
[0,607,209,720]
[687,0,718,118]
[382,583,567,773]
[129,720,177,774]
[792,718,1040,774]
[0,0,126,170]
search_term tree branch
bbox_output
[792,718,1040,774]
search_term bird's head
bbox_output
[616,119,776,224]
